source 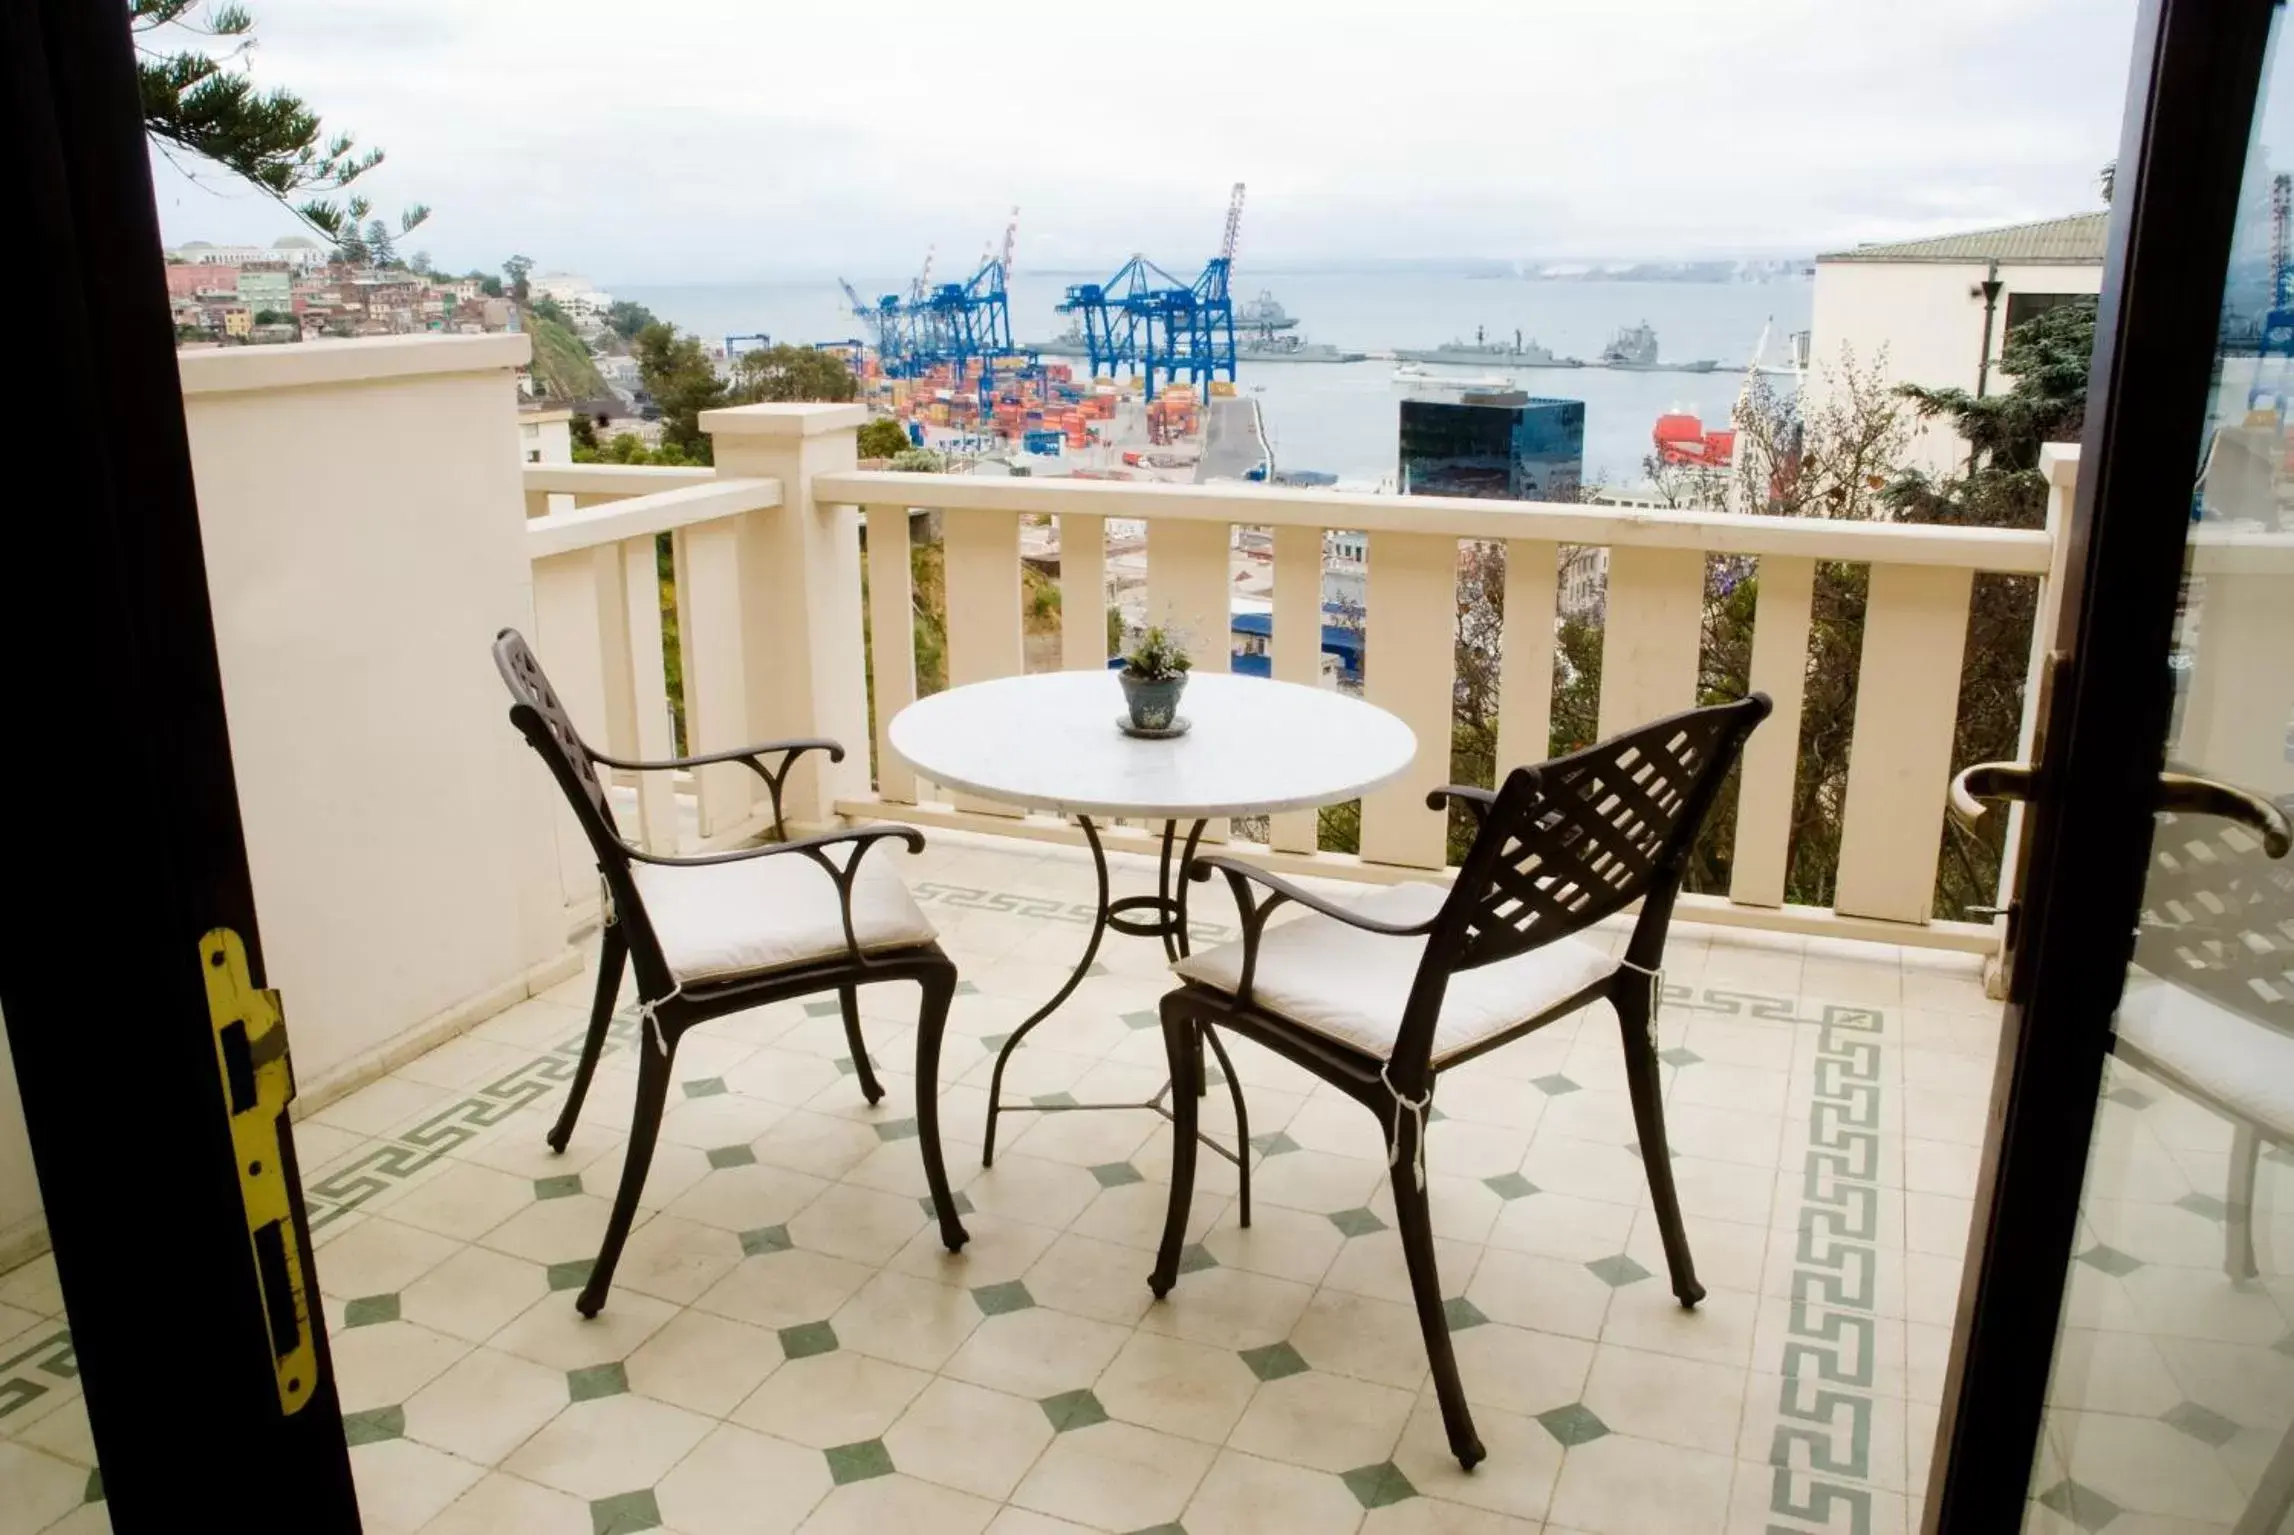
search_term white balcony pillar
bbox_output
[700,403,870,829]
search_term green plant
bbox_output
[857,417,912,459]
[1122,624,1193,683]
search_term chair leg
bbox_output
[2228,1121,2262,1281]
[1149,996,1201,1299]
[549,922,626,1155]
[839,984,885,1106]
[915,967,969,1253]
[1389,1106,1485,1471]
[1616,979,1704,1307]
[1199,1024,1253,1229]
[575,1016,673,1318]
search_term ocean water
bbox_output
[614,270,1812,487]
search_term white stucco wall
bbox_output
[1808,258,2104,472]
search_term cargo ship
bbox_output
[1392,327,1582,369]
[1599,321,1718,373]
[1239,334,1367,363]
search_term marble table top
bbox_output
[887,670,1418,819]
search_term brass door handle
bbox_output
[1950,760,2290,859]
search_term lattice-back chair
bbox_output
[494,629,968,1317]
[1151,695,1771,1469]
[2118,795,2294,1279]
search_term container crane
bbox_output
[2250,173,2294,418]
[1054,183,1243,399]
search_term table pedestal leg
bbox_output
[976,815,1254,1226]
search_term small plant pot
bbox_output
[1120,671,1188,732]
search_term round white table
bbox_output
[889,670,1417,1220]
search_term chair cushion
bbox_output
[1173,882,1619,1066]
[630,850,936,985]
[2118,976,2294,1138]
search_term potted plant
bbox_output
[1119,624,1193,733]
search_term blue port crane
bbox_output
[1055,183,1243,400]
[2250,173,2294,421]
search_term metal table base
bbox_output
[979,815,1252,1226]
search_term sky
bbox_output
[146,0,2143,287]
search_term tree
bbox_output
[503,255,534,306]
[632,322,727,461]
[408,251,433,276]
[473,272,504,299]
[603,301,659,341]
[857,417,911,459]
[133,0,427,245]
[734,345,857,404]
[529,295,571,328]
[331,221,368,268]
[364,218,396,270]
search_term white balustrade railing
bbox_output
[520,407,2084,956]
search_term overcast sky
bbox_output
[147,0,2141,285]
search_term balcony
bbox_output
[2,335,2263,1533]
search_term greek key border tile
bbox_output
[0,1328,77,1426]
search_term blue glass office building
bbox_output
[1398,391,1585,502]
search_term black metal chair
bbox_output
[493,629,967,1317]
[1149,696,1771,1470]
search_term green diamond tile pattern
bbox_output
[917,1191,977,1219]
[2075,1244,2143,1278]
[1536,1401,1610,1448]
[546,1259,595,1293]
[2161,1399,2240,1447]
[1532,1074,1581,1096]
[2035,1478,2124,1532]
[803,999,844,1018]
[1240,1341,1310,1382]
[973,1280,1036,1316]
[740,1224,793,1257]
[533,1174,584,1202]
[343,1404,405,1446]
[834,1056,879,1077]
[1039,1388,1110,1433]
[873,1117,920,1143]
[1341,1460,1418,1510]
[981,1032,1012,1053]
[1122,1010,1161,1031]
[568,1361,630,1403]
[1249,1130,1301,1158]
[1443,1297,1489,1333]
[1177,1243,1219,1275]
[706,1144,758,1170]
[2275,1333,2294,1360]
[779,1320,839,1359]
[1327,1207,1387,1238]
[1091,1162,1145,1188]
[1032,1092,1080,1109]
[682,1077,727,1098]
[825,1438,896,1485]
[1483,1172,1539,1201]
[1586,1254,1652,1288]
[84,1469,102,1504]
[2104,1085,2154,1108]
[1657,1047,1701,1067]
[342,1293,400,1328]
[2174,1191,2228,1222]
[956,980,981,996]
[589,1488,662,1535]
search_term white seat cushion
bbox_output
[2118,976,2294,1138]
[1172,882,1618,1066]
[631,850,936,985]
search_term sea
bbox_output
[613,270,1813,489]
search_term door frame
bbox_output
[3,0,359,1525]
[1928,0,2280,1523]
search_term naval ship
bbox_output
[1391,326,1583,368]
[1239,333,1366,363]
[1597,321,1718,373]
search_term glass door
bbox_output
[1931,0,2294,1526]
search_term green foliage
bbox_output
[1106,605,1124,659]
[408,251,432,275]
[633,322,726,462]
[503,255,534,306]
[573,431,696,467]
[889,447,947,472]
[251,308,289,324]
[569,412,597,453]
[133,1,426,244]
[857,417,912,459]
[364,218,396,269]
[603,301,659,341]
[735,345,857,404]
[1122,624,1193,682]
[473,272,504,299]
[528,295,571,328]
[522,309,609,403]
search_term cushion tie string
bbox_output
[637,984,684,1058]
[1616,957,1663,1049]
[1379,1062,1433,1193]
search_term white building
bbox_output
[1808,213,2107,472]
[532,273,616,317]
[169,236,330,272]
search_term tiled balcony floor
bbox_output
[0,827,2142,1534]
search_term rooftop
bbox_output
[1818,212,2110,266]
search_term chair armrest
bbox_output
[1425,784,1497,822]
[1184,853,1437,1012]
[628,824,927,971]
[590,739,844,839]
